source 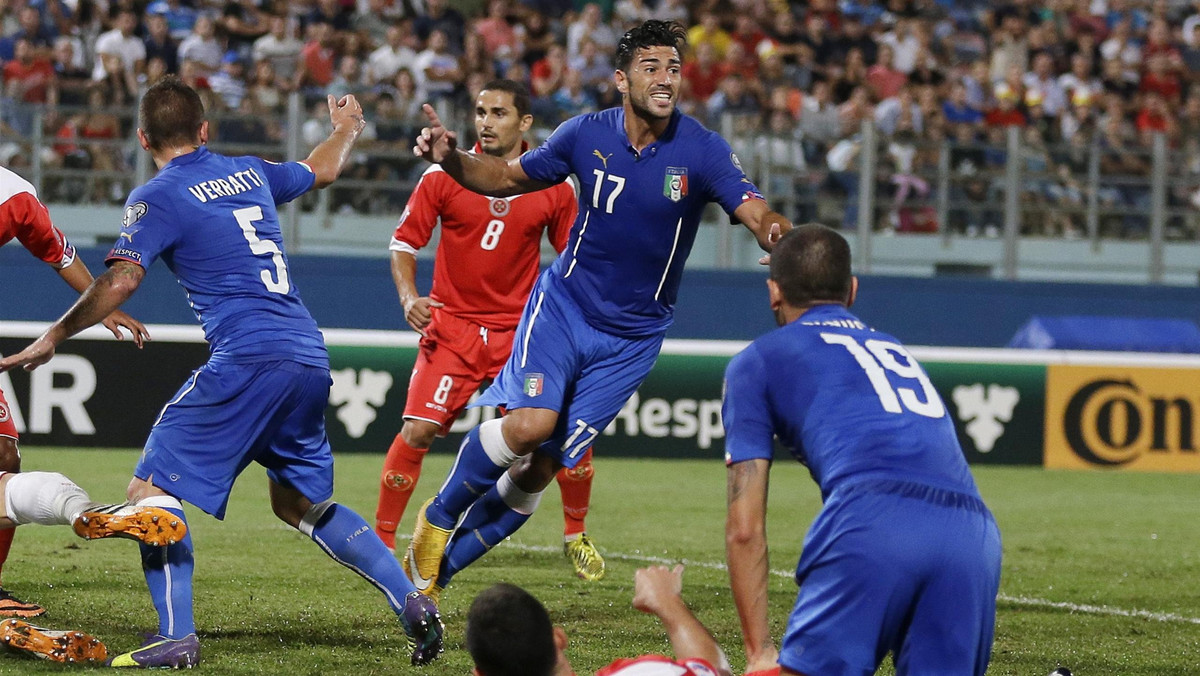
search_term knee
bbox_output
[501,413,554,454]
[0,439,19,474]
[400,420,438,450]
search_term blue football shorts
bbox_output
[476,274,663,469]
[779,479,1003,676]
[136,359,335,519]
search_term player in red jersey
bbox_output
[0,165,149,617]
[467,565,733,676]
[374,79,606,581]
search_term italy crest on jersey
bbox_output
[664,167,688,202]
[523,373,544,397]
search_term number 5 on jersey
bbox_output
[235,206,290,294]
[821,333,946,419]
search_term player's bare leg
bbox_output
[272,481,443,665]
[407,407,558,596]
[557,447,604,581]
[375,419,439,549]
[0,437,39,618]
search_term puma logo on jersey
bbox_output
[592,149,613,169]
[952,384,1019,453]
[329,368,394,438]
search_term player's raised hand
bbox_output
[0,336,56,373]
[102,309,151,348]
[758,222,783,266]
[631,564,686,616]
[328,94,366,135]
[403,296,444,336]
[412,104,458,164]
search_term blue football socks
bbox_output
[426,419,518,530]
[137,501,195,640]
[303,501,417,615]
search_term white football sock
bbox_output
[5,471,92,526]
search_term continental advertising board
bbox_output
[5,321,1200,471]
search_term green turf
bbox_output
[0,449,1198,674]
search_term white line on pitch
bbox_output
[389,535,1200,626]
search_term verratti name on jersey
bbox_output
[186,167,266,203]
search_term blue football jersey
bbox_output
[106,146,326,366]
[520,108,763,337]
[722,304,980,500]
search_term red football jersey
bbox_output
[390,158,577,330]
[596,654,721,676]
[0,166,75,269]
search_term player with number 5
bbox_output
[0,77,444,668]
[722,224,1002,676]
[403,21,790,604]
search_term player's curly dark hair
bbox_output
[466,583,556,676]
[615,20,687,72]
[770,224,853,307]
[139,76,205,152]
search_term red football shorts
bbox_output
[403,308,515,435]
[0,387,17,440]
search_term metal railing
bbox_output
[4,94,1199,284]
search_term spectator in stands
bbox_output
[569,36,612,94]
[178,14,224,76]
[474,0,518,63]
[989,12,1029,84]
[551,68,596,120]
[327,53,371,101]
[986,82,1028,129]
[366,20,417,86]
[867,44,907,102]
[353,0,392,48]
[307,0,353,34]
[413,28,461,103]
[1141,52,1183,106]
[1058,53,1103,107]
[531,42,567,101]
[651,0,688,25]
[707,71,760,126]
[51,37,90,107]
[519,10,555,69]
[1101,18,1142,78]
[876,84,923,136]
[144,13,180,76]
[209,52,249,111]
[296,20,339,98]
[0,7,54,62]
[943,80,983,128]
[253,14,303,82]
[221,0,270,56]
[459,30,497,83]
[1023,52,1068,118]
[567,3,617,60]
[245,60,285,113]
[1101,57,1139,104]
[413,0,466,53]
[613,0,653,29]
[91,9,146,104]
[146,0,198,41]
[3,38,56,136]
[880,17,921,74]
[687,10,731,60]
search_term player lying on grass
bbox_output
[0,78,443,668]
[467,564,733,676]
[0,470,187,664]
[0,164,150,618]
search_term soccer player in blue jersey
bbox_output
[0,77,444,668]
[722,224,1002,676]
[402,20,791,603]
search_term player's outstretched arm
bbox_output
[55,256,150,347]
[303,94,368,189]
[412,103,550,198]
[733,200,792,265]
[632,565,734,676]
[0,261,145,373]
[725,458,780,673]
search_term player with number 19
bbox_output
[0,77,443,668]
[722,224,1001,676]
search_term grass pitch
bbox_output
[0,449,1198,674]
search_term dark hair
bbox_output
[466,584,556,676]
[769,224,853,307]
[479,78,531,117]
[139,76,205,152]
[615,20,686,72]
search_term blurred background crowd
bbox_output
[5,0,1200,238]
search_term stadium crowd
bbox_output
[4,0,1200,236]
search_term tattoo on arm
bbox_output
[727,460,767,505]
